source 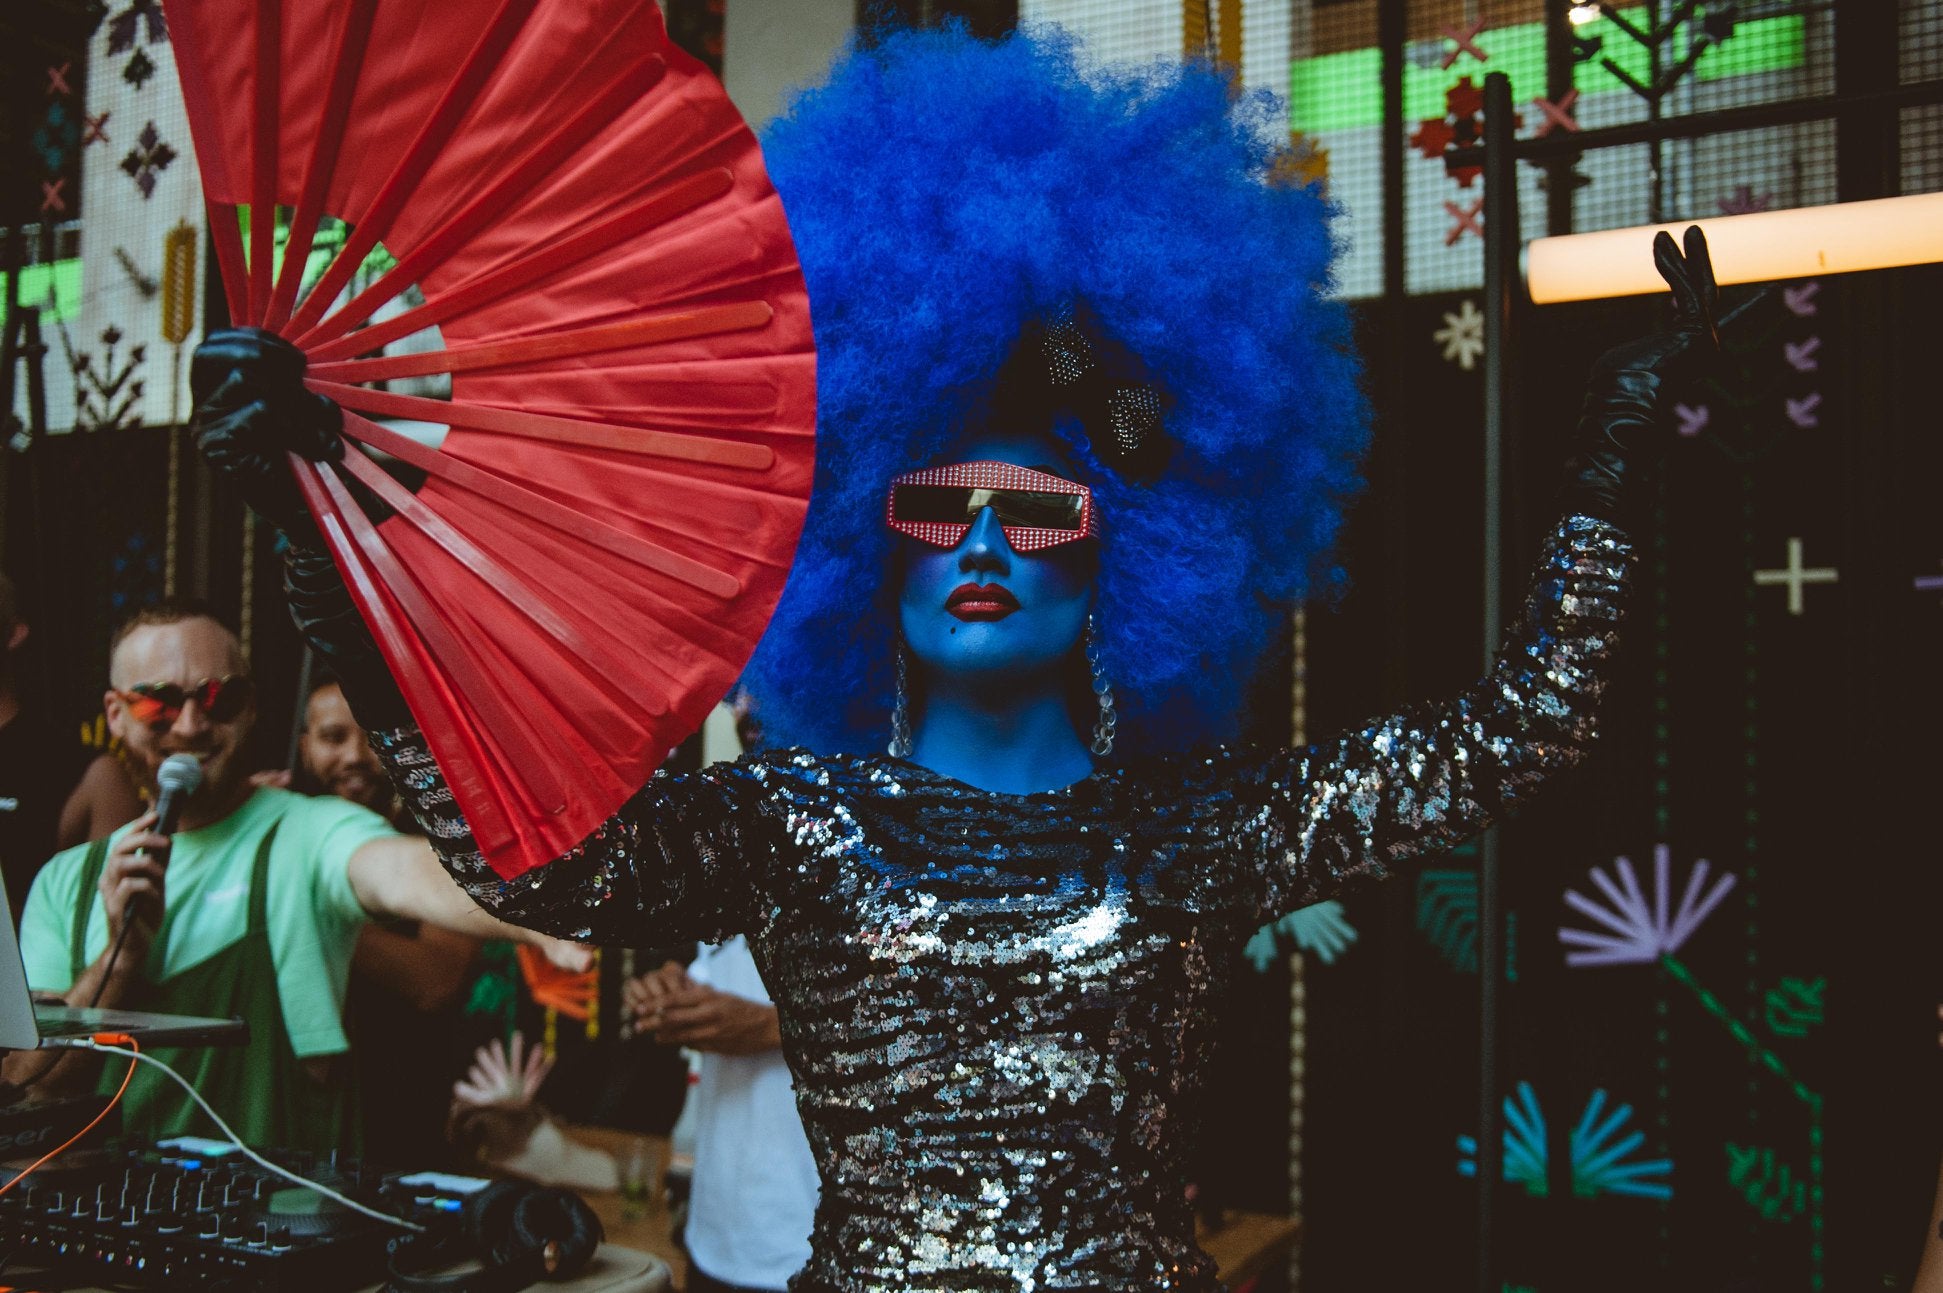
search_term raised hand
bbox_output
[190,327,343,540]
[1562,224,1722,527]
[192,328,410,727]
[453,1033,554,1111]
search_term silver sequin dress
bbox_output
[373,515,1631,1292]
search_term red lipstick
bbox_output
[946,583,1019,621]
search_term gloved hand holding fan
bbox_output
[171,0,815,880]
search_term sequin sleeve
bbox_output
[366,725,794,946]
[1218,513,1632,920]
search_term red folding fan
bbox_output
[161,0,816,879]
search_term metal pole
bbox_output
[1477,68,1519,1293]
[285,645,316,773]
[1543,0,1577,238]
[1379,0,1406,301]
[1511,77,1943,161]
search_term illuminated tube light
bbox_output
[1524,192,1943,304]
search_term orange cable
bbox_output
[0,1034,138,1197]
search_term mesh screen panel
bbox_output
[1906,104,1943,195]
[1021,0,1294,110]
[1901,0,1943,84]
[1295,2,1384,297]
[1018,0,1182,65]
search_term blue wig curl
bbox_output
[744,24,1369,756]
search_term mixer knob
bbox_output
[198,1212,221,1240]
[270,1225,293,1252]
[249,1220,270,1247]
[154,1212,186,1234]
[121,1204,140,1228]
[220,1212,248,1241]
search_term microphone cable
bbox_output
[83,918,140,1012]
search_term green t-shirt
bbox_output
[19,787,396,1058]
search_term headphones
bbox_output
[386,1180,605,1293]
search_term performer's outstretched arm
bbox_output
[365,717,785,945]
[1219,226,1718,920]
[1220,511,1629,921]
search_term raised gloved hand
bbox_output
[190,327,344,542]
[192,328,412,728]
[1561,224,1720,528]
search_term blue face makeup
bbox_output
[896,432,1098,693]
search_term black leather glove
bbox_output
[191,327,343,542]
[191,328,412,730]
[285,545,415,731]
[1560,225,1720,528]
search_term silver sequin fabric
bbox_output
[373,515,1630,1292]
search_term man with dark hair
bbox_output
[299,673,406,826]
[3,602,584,1153]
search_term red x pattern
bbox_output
[1443,198,1484,246]
[1439,21,1488,70]
[1533,90,1581,137]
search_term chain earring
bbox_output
[889,640,914,759]
[1084,614,1116,758]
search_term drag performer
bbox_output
[192,27,1718,1293]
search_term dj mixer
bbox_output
[0,1137,482,1290]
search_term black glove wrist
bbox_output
[1559,225,1720,531]
[285,546,414,731]
[1559,364,1660,529]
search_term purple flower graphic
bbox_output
[1558,844,1736,968]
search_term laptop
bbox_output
[0,882,248,1051]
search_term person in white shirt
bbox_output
[627,936,818,1292]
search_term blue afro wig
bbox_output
[743,24,1369,756]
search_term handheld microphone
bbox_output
[151,754,204,840]
[91,754,203,1006]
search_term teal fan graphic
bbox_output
[1457,1081,1673,1200]
[1244,899,1358,971]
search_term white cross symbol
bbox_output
[1753,538,1838,615]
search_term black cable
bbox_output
[84,914,137,1010]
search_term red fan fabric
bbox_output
[163,0,815,879]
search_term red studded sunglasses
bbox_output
[885,461,1098,553]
